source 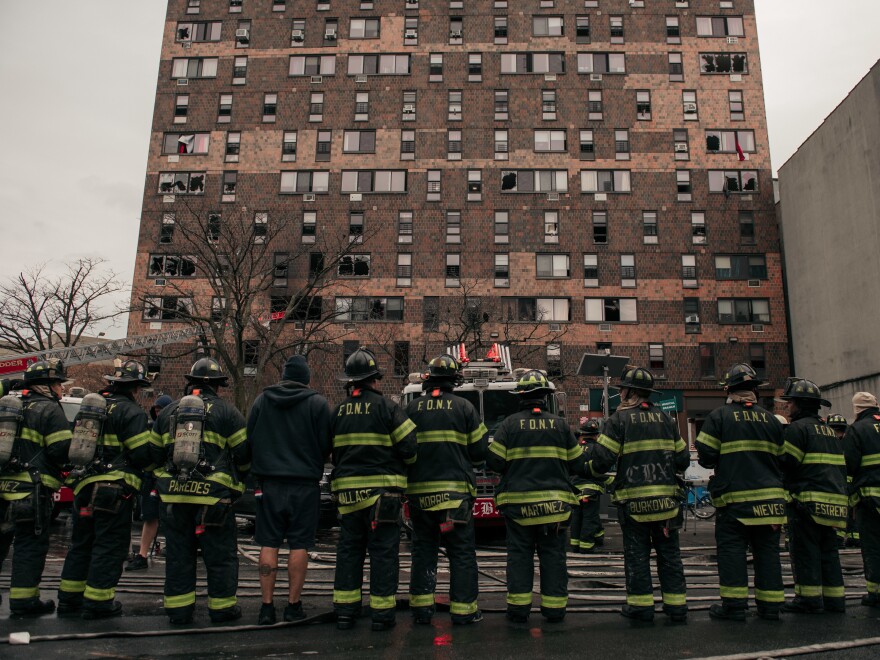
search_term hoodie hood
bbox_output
[262,381,319,408]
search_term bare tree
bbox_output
[0,258,126,353]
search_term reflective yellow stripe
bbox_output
[450,600,478,615]
[227,428,247,448]
[566,445,584,461]
[721,440,782,455]
[783,441,805,462]
[627,594,654,607]
[629,508,680,523]
[391,419,417,444]
[202,431,227,447]
[59,579,86,593]
[597,434,621,455]
[164,592,196,609]
[755,589,784,603]
[45,429,72,445]
[541,595,568,609]
[802,453,845,465]
[124,430,152,451]
[84,586,115,602]
[468,423,488,444]
[866,581,879,594]
[662,592,686,606]
[40,474,61,489]
[370,594,396,610]
[19,428,44,444]
[334,433,392,447]
[101,434,123,448]
[406,480,473,495]
[10,587,39,599]
[495,490,578,505]
[794,584,822,598]
[696,432,720,451]
[331,474,406,491]
[713,487,787,507]
[861,487,880,498]
[73,472,142,495]
[208,596,237,610]
[506,446,569,461]
[403,455,417,465]
[488,441,507,459]
[613,485,678,500]
[860,454,880,467]
[206,472,245,493]
[149,432,164,448]
[333,589,362,604]
[792,490,849,506]
[823,585,845,598]
[507,593,532,606]
[410,593,435,607]
[417,430,468,445]
[675,438,687,453]
[621,439,676,455]
[338,494,381,515]
[719,586,749,599]
[513,511,572,525]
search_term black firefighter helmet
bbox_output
[779,377,832,407]
[338,348,383,383]
[512,369,552,397]
[615,366,659,394]
[578,419,601,437]
[23,359,70,386]
[425,353,461,381]
[185,357,229,387]
[826,413,848,430]
[720,363,767,390]
[105,360,151,386]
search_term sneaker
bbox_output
[620,605,654,622]
[284,601,306,622]
[709,603,746,621]
[452,610,483,625]
[126,555,149,571]
[57,601,83,617]
[506,611,529,624]
[82,601,123,620]
[258,603,277,626]
[371,619,396,631]
[782,598,823,614]
[209,605,242,624]
[10,598,56,618]
[337,614,355,630]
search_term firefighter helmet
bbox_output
[104,360,151,385]
[779,377,832,407]
[338,348,383,383]
[720,363,766,390]
[826,413,848,429]
[616,366,658,393]
[426,354,461,381]
[512,370,552,396]
[23,359,70,385]
[185,357,229,386]
[578,419,601,436]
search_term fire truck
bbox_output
[400,343,567,525]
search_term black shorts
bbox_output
[139,475,161,522]
[255,479,320,550]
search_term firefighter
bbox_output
[486,370,581,624]
[405,354,488,625]
[331,348,417,631]
[57,361,154,618]
[570,419,611,554]
[778,379,847,613]
[696,363,786,621]
[827,413,859,547]
[0,360,72,616]
[587,367,690,623]
[843,392,880,608]
[149,357,250,625]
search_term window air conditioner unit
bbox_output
[590,73,603,82]
[303,193,316,201]
[599,323,612,332]
[324,29,337,40]
[406,0,418,5]
[403,104,415,113]
[291,29,304,41]
[751,324,764,333]
[685,314,700,324]
[294,321,305,329]
[449,31,462,39]
[235,28,250,42]
[549,323,562,332]
[547,192,560,201]
[748,279,761,287]
[405,30,417,39]
[544,73,557,81]
[355,74,368,83]
[177,78,189,86]
[310,75,323,83]
[727,36,739,44]
[154,278,167,286]
[343,323,357,330]
[349,193,363,201]
[683,103,697,114]
[674,142,688,153]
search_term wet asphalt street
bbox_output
[1,512,879,659]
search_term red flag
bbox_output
[735,134,746,162]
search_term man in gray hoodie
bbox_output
[247,355,332,625]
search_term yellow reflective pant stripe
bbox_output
[719,586,749,599]
[662,592,686,606]
[823,585,845,598]
[333,589,362,604]
[867,581,879,594]
[10,587,39,600]
[164,591,196,609]
[410,593,435,608]
[794,584,822,598]
[450,601,478,615]
[370,594,396,610]
[59,579,87,593]
[755,589,785,603]
[541,595,568,609]
[84,585,115,601]
[627,593,654,607]
[208,596,237,610]
[507,592,532,606]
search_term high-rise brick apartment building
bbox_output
[129,0,787,434]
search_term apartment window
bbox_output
[666,16,681,43]
[468,53,482,81]
[273,252,289,286]
[340,170,407,193]
[446,254,461,286]
[750,344,766,379]
[718,299,770,324]
[336,297,404,322]
[533,16,564,37]
[396,253,412,287]
[221,171,237,200]
[701,53,748,74]
[494,254,510,287]
[289,55,336,76]
[588,91,603,120]
[235,20,251,47]
[280,170,330,193]
[446,211,461,243]
[174,94,189,123]
[739,211,756,244]
[427,170,441,200]
[677,170,692,200]
[614,130,630,160]
[343,130,376,154]
[542,90,557,120]
[494,130,509,159]
[393,341,410,377]
[290,296,323,323]
[232,56,247,84]
[350,18,380,38]
[282,131,297,161]
[273,0,286,11]
[449,16,463,44]
[643,211,658,244]
[575,16,590,43]
[494,90,508,120]
[535,130,566,153]
[262,93,278,122]
[448,130,462,159]
[143,296,193,322]
[403,90,416,120]
[708,170,758,193]
[544,211,559,243]
[684,298,701,334]
[171,58,218,79]
[448,91,462,120]
[400,130,415,160]
[583,254,598,287]
[500,52,565,74]
[700,344,715,378]
[494,211,509,244]
[585,298,637,323]
[402,17,419,44]
[636,91,651,120]
[596,342,612,356]
[683,90,698,120]
[225,132,240,162]
[537,254,569,278]
[347,54,411,75]
[691,212,706,244]
[494,17,508,44]
[398,211,413,243]
[211,297,226,323]
[609,16,624,44]
[697,16,745,37]
[729,91,745,121]
[668,53,683,82]
[158,171,205,195]
[309,93,324,121]
[546,344,562,378]
[187,0,201,14]
[620,254,635,287]
[349,211,364,243]
[160,213,175,244]
[338,254,371,278]
[649,344,665,372]
[592,211,607,244]
[162,132,210,156]
[322,18,338,44]
[504,298,570,323]
[302,211,316,242]
[501,170,568,193]
[577,53,626,74]
[229,0,242,12]
[251,212,268,244]
[467,170,482,200]
[423,296,439,331]
[682,254,698,287]
[715,255,767,280]
[309,252,325,279]
[148,254,197,278]
[581,170,631,193]
[429,53,443,81]
[706,129,755,155]
[291,19,305,46]
[218,94,233,123]
[315,130,332,161]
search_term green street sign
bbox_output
[658,398,678,412]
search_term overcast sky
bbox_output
[1,1,878,340]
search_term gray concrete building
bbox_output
[778,59,880,416]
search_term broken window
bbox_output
[338,254,371,277]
